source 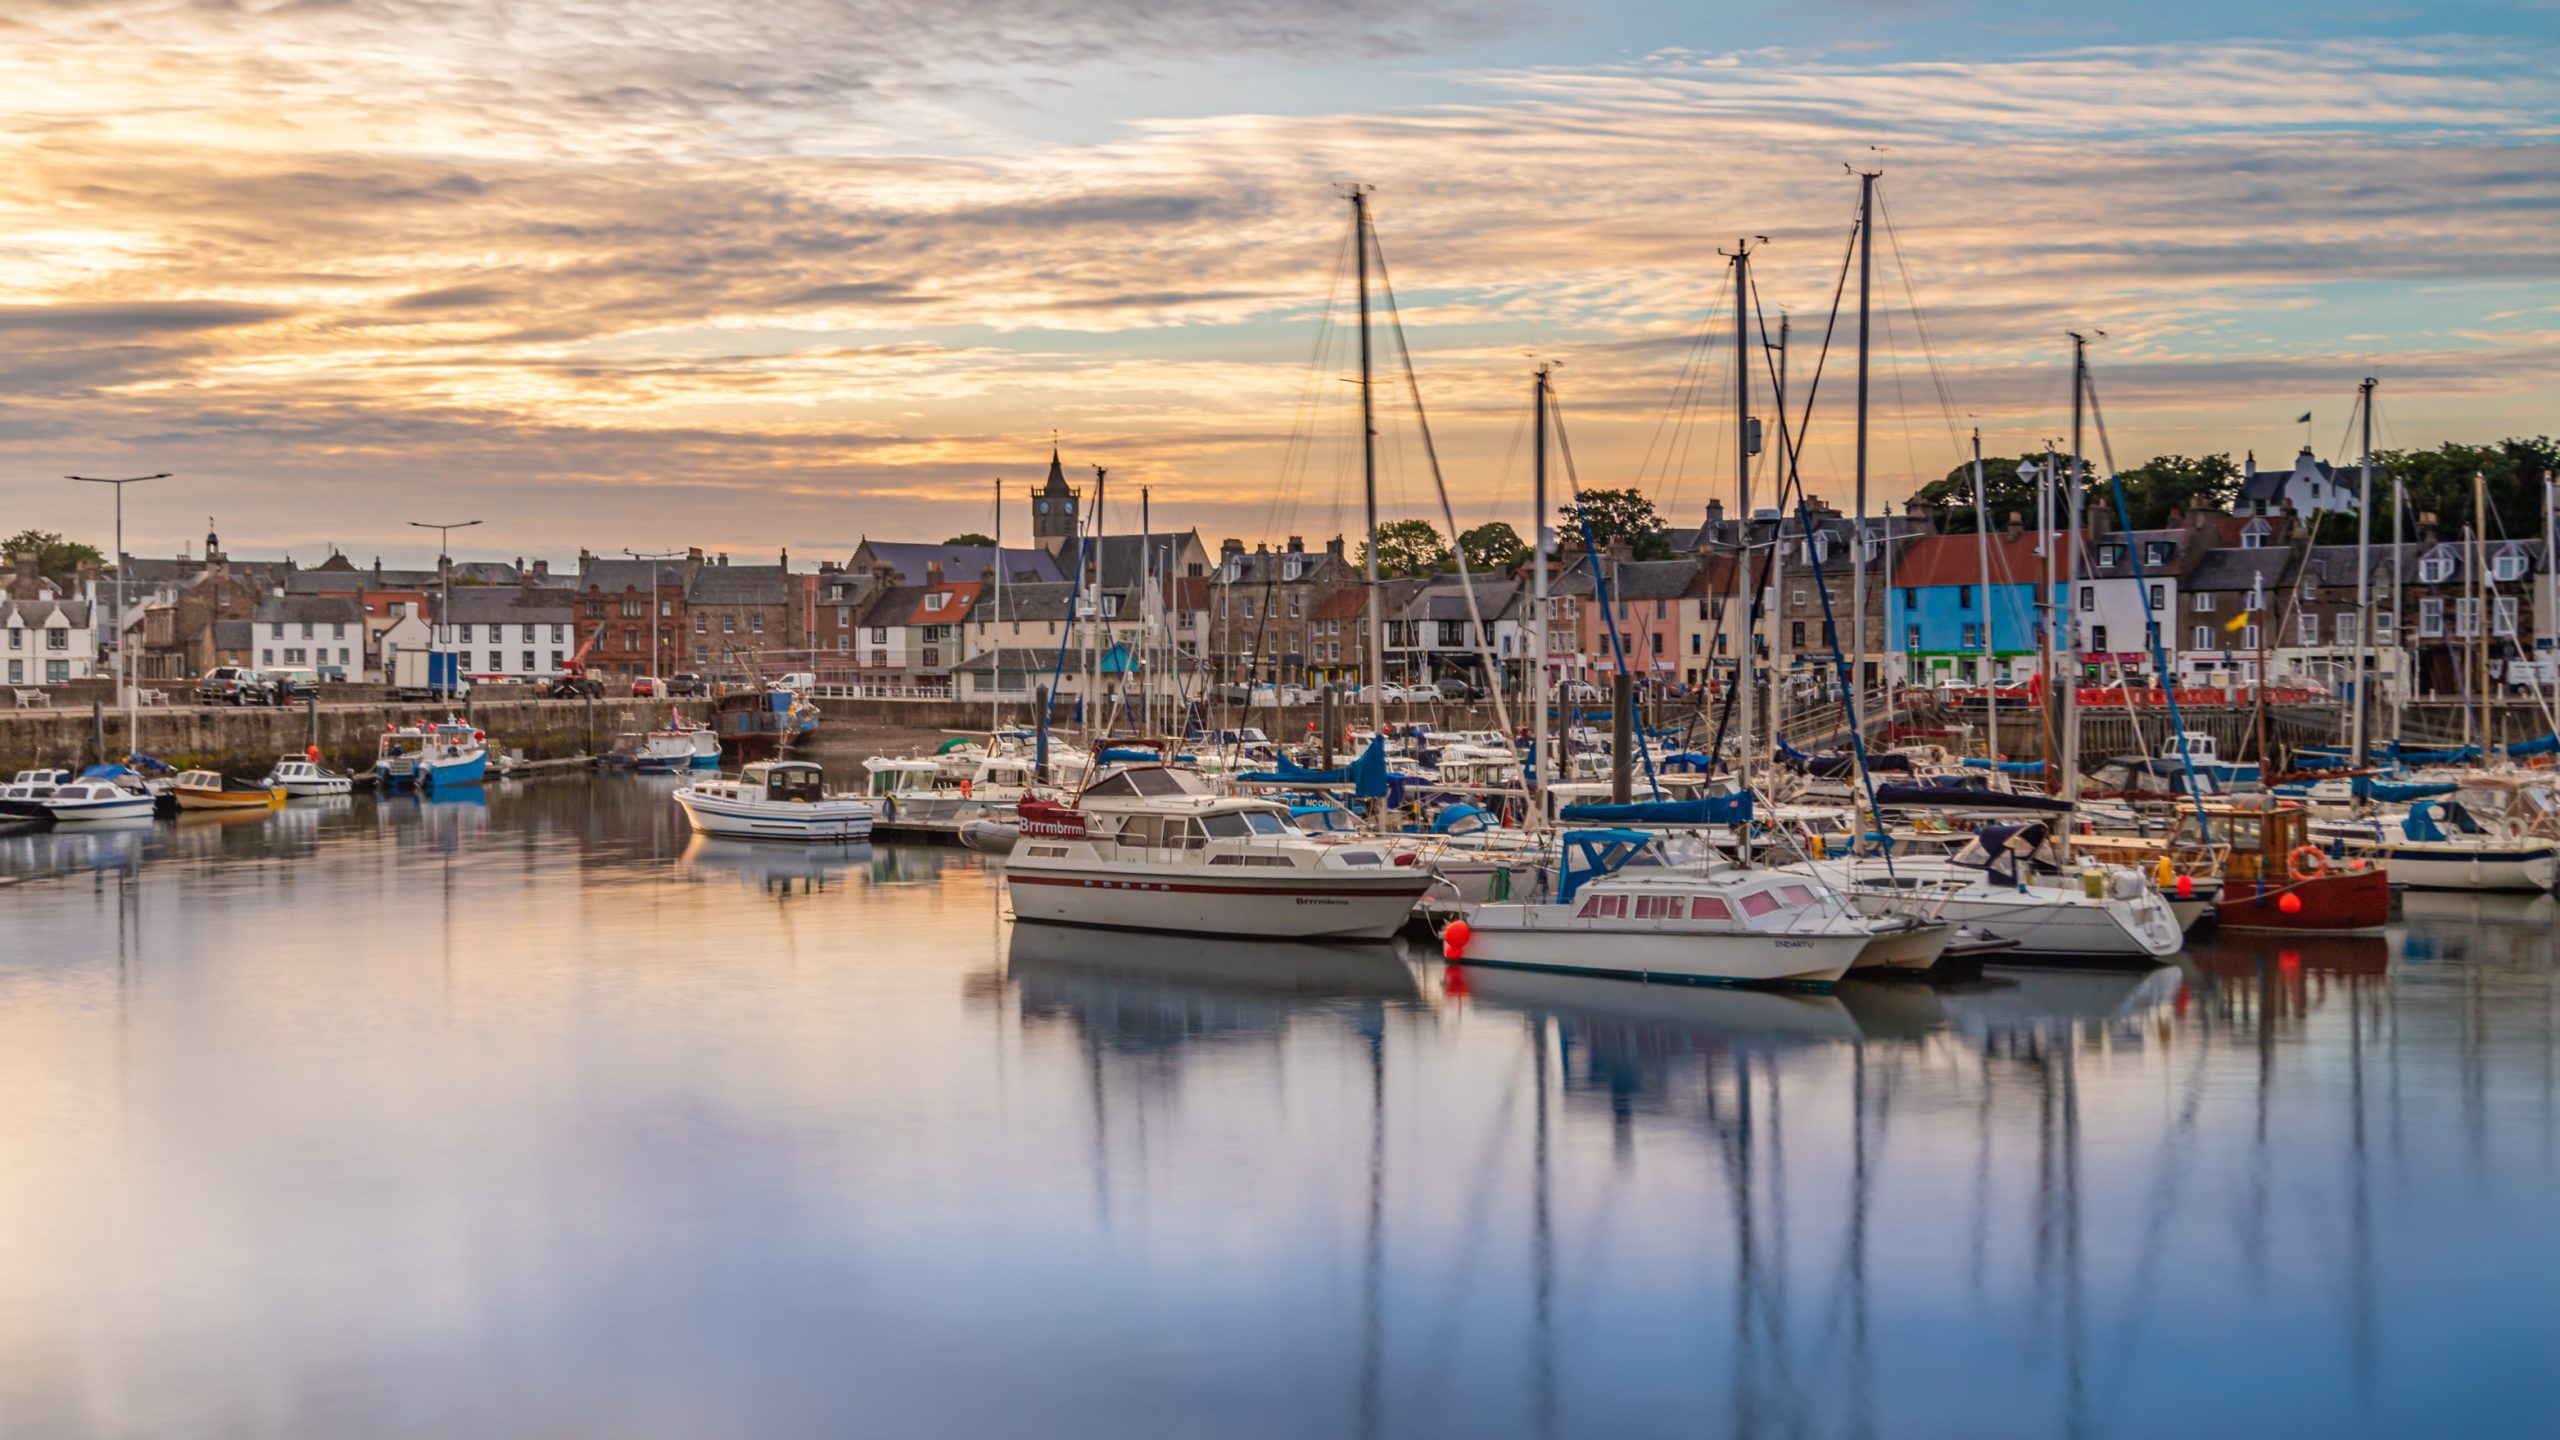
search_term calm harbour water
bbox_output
[4,775,2558,1439]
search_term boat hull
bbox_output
[2216,868,2393,932]
[1840,888,2181,963]
[274,778,350,798]
[175,788,282,811]
[673,789,875,842]
[419,750,488,789]
[1004,864,1431,941]
[1451,919,1863,986]
[1853,919,1956,971]
[2369,845,2557,893]
[45,794,156,823]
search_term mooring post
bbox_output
[92,696,106,767]
[1611,672,1633,804]
[1321,685,1338,770]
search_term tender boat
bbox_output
[42,775,158,823]
[375,720,489,790]
[673,760,877,841]
[172,769,285,811]
[1442,830,1883,987]
[0,768,73,822]
[1002,765,1432,940]
[2308,800,2558,893]
[632,727,699,773]
[2174,802,2391,931]
[262,754,351,798]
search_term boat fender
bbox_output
[2081,868,2104,900]
[1440,920,1471,960]
[2175,873,2194,899]
[2154,854,2175,887]
[2109,869,2144,902]
[2286,845,2330,883]
[959,779,972,799]
[2278,891,2304,915]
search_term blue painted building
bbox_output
[1888,532,2059,684]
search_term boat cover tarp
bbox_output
[1556,828,1656,906]
[2385,741,2482,765]
[1873,781,2075,814]
[2404,800,2488,841]
[1958,757,2047,776]
[2291,747,2353,770]
[1657,751,1720,772]
[1776,738,1915,778]
[1238,736,1395,799]
[1558,793,1753,827]
[1432,802,1491,835]
[1949,821,2057,887]
[2368,778,2458,803]
[2509,732,2560,758]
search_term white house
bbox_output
[2067,529,2186,679]
[374,610,433,681]
[2,599,99,686]
[250,595,365,675]
[2237,448,2367,519]
[442,585,580,680]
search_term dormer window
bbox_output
[1282,557,1305,581]
[925,592,948,612]
[2145,542,2171,567]
[2418,552,2455,585]
[2494,551,2527,583]
[2098,544,2123,567]
[2240,520,2270,550]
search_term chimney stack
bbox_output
[1286,536,1305,554]
[1326,535,1346,562]
[2005,511,2024,539]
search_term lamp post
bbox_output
[408,519,481,697]
[626,548,683,689]
[65,473,170,753]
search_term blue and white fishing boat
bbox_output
[375,719,490,791]
[2309,800,2558,893]
[2141,733,2258,788]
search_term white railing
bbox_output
[806,682,955,701]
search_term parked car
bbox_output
[196,666,276,705]
[667,672,708,697]
[631,675,666,698]
[271,669,321,701]
[773,672,817,692]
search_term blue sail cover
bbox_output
[1238,736,1392,798]
[2368,778,2457,803]
[2510,733,2560,758]
[1959,757,2046,776]
[2291,747,2353,770]
[2385,741,2482,765]
[1873,781,2075,814]
[1558,792,1754,826]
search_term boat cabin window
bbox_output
[1242,811,1289,836]
[1202,812,1254,840]
[1689,896,1732,920]
[1777,884,1817,906]
[1576,893,1629,919]
[1633,895,1685,920]
[765,767,825,802]
[1086,767,1200,800]
[1736,890,1783,918]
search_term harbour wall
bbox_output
[0,697,682,776]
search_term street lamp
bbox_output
[626,547,684,688]
[65,473,170,753]
[408,519,481,697]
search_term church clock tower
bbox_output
[1029,446,1080,550]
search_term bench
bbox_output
[9,688,49,709]
[134,688,170,707]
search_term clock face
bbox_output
[1036,500,1049,515]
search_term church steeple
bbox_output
[1030,443,1079,548]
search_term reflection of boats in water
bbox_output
[0,816,151,876]
[1007,921,1421,1002]
[2193,927,2390,977]
[1452,962,1861,1046]
[1937,964,2185,1040]
[682,834,872,896]
[2394,888,2556,929]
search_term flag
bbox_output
[2224,611,2250,633]
[2295,412,2313,424]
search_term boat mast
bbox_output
[1973,428,1996,758]
[1532,364,1552,818]
[1771,316,1788,755]
[2476,470,2490,752]
[1731,237,1758,862]
[992,474,1003,737]
[2038,440,2057,789]
[1141,486,1153,737]
[1351,187,1387,743]
[1089,466,1106,748]
[2353,378,2374,769]
[1851,169,1877,744]
[2064,333,2087,802]
[2393,474,2405,739]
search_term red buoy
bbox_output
[2278,891,2304,915]
[2175,874,2194,899]
[1441,920,1472,960]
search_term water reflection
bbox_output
[0,778,2555,1438]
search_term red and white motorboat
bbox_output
[1003,765,1433,941]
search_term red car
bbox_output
[631,676,665,697]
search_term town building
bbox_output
[248,594,366,675]
[573,554,689,682]
[440,584,578,680]
[683,551,801,678]
[2238,448,2369,519]
[1,598,97,686]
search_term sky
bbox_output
[2,0,2556,568]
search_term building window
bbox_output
[45,629,66,651]
[2242,625,2260,650]
[2098,545,2122,567]
[2146,542,2171,566]
[722,615,736,633]
[2241,521,2269,549]
[283,647,307,664]
[836,636,848,653]
[622,599,643,618]
[521,650,535,671]
[45,660,66,683]
[871,627,888,643]
[2091,625,2108,651]
[2079,586,2095,612]
[1957,585,1974,610]
[261,648,275,665]
[749,614,763,634]
[2456,597,2479,638]
[271,622,285,638]
[2420,598,2444,638]
[1960,623,1979,648]
[2338,613,2359,647]
[2192,626,2211,650]
[2496,552,2526,583]
[2298,613,2320,646]
[925,592,947,612]
[1904,624,1920,650]
[2148,584,2165,612]
[2495,596,2518,637]
[1791,621,1806,647]
[694,615,707,634]
[2419,554,2454,584]
[458,624,473,642]
[870,651,887,668]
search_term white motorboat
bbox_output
[42,776,158,823]
[1441,830,1881,987]
[0,768,74,823]
[1002,765,1432,940]
[1787,821,2184,965]
[673,761,877,841]
[2309,800,2558,892]
[263,754,352,798]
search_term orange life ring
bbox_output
[2286,844,2330,883]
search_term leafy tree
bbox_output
[2377,437,2560,541]
[1457,521,1526,574]
[2101,453,2242,530]
[1913,455,2060,534]
[944,532,996,547]
[1559,488,1671,559]
[0,529,105,587]
[1355,519,1450,577]
[1914,452,2242,532]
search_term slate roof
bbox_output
[1590,559,1699,602]
[575,558,680,593]
[2186,548,2296,594]
[1402,578,1523,622]
[851,541,1061,587]
[437,588,574,624]
[1086,533,1198,590]
[211,620,253,652]
[0,599,92,627]
[1215,546,1348,587]
[686,563,792,606]
[2080,529,2189,580]
[251,594,367,626]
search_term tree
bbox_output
[2377,437,2560,542]
[1457,521,1526,574]
[0,530,105,587]
[2105,453,2242,530]
[1913,452,2242,533]
[1912,455,2055,534]
[1559,488,1671,559]
[944,532,996,547]
[1354,519,1450,577]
